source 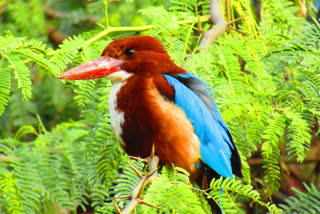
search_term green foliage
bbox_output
[0,121,117,214]
[0,171,23,214]
[208,177,282,214]
[280,183,320,214]
[140,167,206,214]
[0,61,11,115]
[5,0,46,39]
[0,0,319,213]
[261,112,286,193]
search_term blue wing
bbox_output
[163,73,240,179]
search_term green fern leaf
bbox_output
[0,60,11,115]
[50,35,86,73]
[285,111,311,162]
[0,171,23,214]
[209,177,282,214]
[261,112,286,194]
[280,183,320,214]
[141,167,205,214]
[12,49,58,77]
[5,54,32,100]
[0,34,25,56]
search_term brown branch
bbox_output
[228,26,247,36]
[198,0,228,49]
[119,153,160,214]
[227,17,242,25]
[46,24,66,45]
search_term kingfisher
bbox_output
[58,36,242,183]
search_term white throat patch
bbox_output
[108,70,132,146]
[106,70,132,83]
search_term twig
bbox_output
[128,155,148,163]
[227,17,242,26]
[120,148,160,214]
[139,200,160,209]
[198,0,228,49]
[23,16,209,67]
[128,162,143,178]
[46,24,66,45]
[228,26,247,36]
[113,200,122,214]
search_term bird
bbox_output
[58,36,242,185]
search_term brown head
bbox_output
[58,36,185,81]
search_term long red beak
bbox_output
[58,56,124,80]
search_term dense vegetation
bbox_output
[0,0,320,213]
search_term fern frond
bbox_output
[5,54,32,100]
[227,39,276,97]
[261,112,286,194]
[231,1,258,36]
[141,168,205,214]
[169,0,197,15]
[0,34,25,55]
[73,80,97,108]
[96,136,123,189]
[139,7,181,37]
[14,163,42,213]
[261,0,306,32]
[0,60,11,116]
[50,35,86,73]
[209,177,282,214]
[11,49,57,76]
[0,171,23,214]
[17,38,47,54]
[285,111,311,162]
[112,160,144,200]
[163,37,186,65]
[280,183,320,214]
[215,45,243,95]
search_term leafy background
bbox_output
[0,0,320,213]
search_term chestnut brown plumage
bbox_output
[59,36,242,182]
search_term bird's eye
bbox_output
[125,49,135,57]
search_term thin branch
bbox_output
[227,17,242,25]
[228,26,247,36]
[128,155,148,163]
[198,0,228,49]
[128,161,143,178]
[121,154,160,214]
[46,24,66,45]
[139,200,161,209]
[113,200,122,214]
[84,17,209,46]
[23,16,209,67]
[104,0,109,28]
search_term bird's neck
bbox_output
[113,75,154,111]
[107,70,133,83]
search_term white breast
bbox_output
[108,71,132,147]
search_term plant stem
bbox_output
[104,0,109,29]
[24,16,209,67]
